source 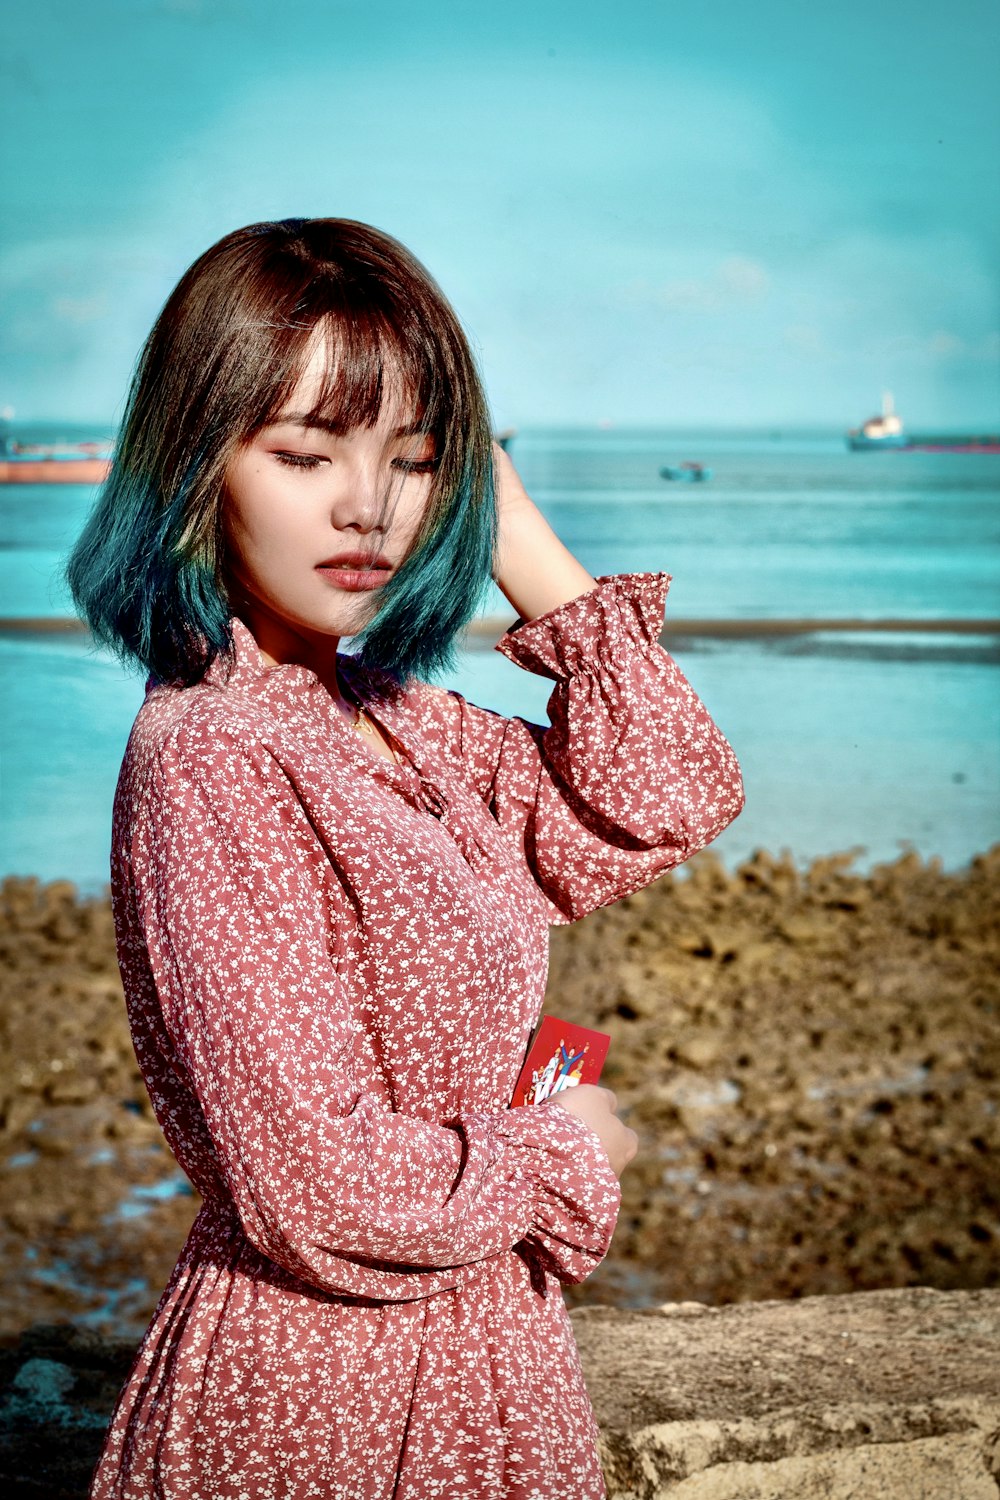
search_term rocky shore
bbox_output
[1,846,998,1340]
[552,843,1000,1310]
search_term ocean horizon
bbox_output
[2,424,998,891]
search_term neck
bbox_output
[234,606,350,711]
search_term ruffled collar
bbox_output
[199,615,405,710]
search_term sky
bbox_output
[2,0,998,430]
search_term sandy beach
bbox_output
[1,844,997,1339]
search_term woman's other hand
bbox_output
[491,440,598,623]
[545,1084,638,1177]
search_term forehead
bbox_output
[274,323,419,430]
[288,325,341,394]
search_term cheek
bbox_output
[395,483,435,547]
[221,480,288,586]
[224,469,295,555]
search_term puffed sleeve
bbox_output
[451,571,744,922]
[127,719,620,1302]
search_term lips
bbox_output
[316,551,393,592]
[317,551,392,570]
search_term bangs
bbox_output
[244,277,447,448]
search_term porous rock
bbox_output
[1,851,999,1333]
[573,1285,1000,1498]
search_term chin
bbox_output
[305,599,380,640]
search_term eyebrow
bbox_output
[270,413,429,437]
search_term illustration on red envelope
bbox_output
[511,1016,611,1107]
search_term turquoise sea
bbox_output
[1,424,998,892]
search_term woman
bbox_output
[68,217,744,1499]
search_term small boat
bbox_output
[659,461,712,482]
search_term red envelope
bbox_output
[511,1016,611,1107]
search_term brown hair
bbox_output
[66,218,497,685]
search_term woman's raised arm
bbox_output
[435,448,745,922]
[492,442,600,623]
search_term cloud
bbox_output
[53,293,109,325]
[642,256,771,313]
[3,53,997,424]
[874,328,1000,366]
[782,324,826,357]
[0,234,174,418]
[928,330,965,357]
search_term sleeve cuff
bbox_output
[494,572,671,681]
[496,1099,622,1277]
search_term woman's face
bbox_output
[221,332,437,671]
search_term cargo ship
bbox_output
[847,393,1000,453]
[0,451,112,484]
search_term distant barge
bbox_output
[0,454,112,484]
[847,393,1000,453]
[0,418,112,483]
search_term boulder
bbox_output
[573,1285,1000,1498]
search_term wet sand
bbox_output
[3,616,999,637]
[0,846,997,1338]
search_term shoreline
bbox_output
[2,614,999,639]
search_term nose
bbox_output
[326,453,392,535]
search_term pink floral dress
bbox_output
[89,573,743,1500]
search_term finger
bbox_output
[601,1088,619,1114]
[615,1129,638,1172]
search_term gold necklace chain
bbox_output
[340,686,399,762]
[352,704,377,737]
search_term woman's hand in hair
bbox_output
[491,439,536,535]
[543,1084,639,1178]
[492,441,598,624]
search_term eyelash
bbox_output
[273,452,321,469]
[272,452,439,474]
[394,458,439,474]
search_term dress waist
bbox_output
[181,1194,552,1310]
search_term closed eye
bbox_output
[391,457,439,474]
[273,451,325,470]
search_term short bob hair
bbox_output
[66,217,497,688]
